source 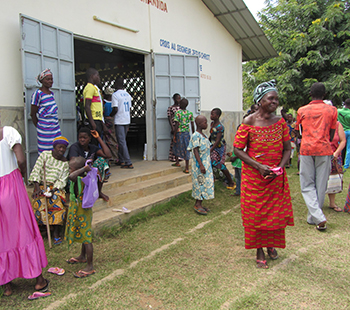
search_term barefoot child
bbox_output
[187,115,214,215]
[173,98,195,173]
[209,108,235,189]
[65,157,96,278]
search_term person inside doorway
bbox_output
[111,78,133,169]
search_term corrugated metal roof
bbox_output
[202,0,277,61]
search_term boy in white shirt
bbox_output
[111,78,133,168]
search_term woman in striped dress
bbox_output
[30,69,61,154]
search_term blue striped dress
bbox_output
[31,89,61,154]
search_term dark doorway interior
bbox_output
[74,39,146,161]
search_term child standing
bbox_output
[65,157,96,278]
[173,98,195,173]
[209,108,235,189]
[187,115,214,215]
[229,153,242,196]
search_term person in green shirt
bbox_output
[338,99,350,169]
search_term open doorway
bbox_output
[74,39,146,161]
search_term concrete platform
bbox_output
[92,160,192,230]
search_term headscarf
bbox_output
[104,86,115,95]
[253,80,277,103]
[53,136,69,147]
[36,69,53,83]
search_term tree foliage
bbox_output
[243,0,350,109]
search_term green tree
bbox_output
[243,0,350,109]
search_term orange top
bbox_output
[296,100,337,156]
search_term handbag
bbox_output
[325,157,343,194]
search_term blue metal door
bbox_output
[154,54,200,160]
[20,14,76,171]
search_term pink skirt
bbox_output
[0,169,47,285]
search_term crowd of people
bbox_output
[0,68,135,297]
[2,69,350,298]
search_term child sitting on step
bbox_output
[173,98,195,173]
[187,115,214,215]
[65,156,96,278]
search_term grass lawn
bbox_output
[2,165,350,309]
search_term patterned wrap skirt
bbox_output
[173,132,190,160]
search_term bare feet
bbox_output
[99,192,109,201]
[34,276,48,291]
[3,283,12,296]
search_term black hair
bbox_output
[344,98,350,107]
[180,98,189,109]
[310,82,326,99]
[79,127,92,137]
[212,108,222,117]
[86,68,97,80]
[172,93,180,100]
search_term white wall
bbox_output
[2,0,242,112]
[149,0,242,112]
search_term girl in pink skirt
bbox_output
[0,126,48,296]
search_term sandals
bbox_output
[66,257,87,264]
[194,205,207,215]
[48,267,65,276]
[267,247,279,260]
[316,221,327,231]
[53,237,62,245]
[172,163,181,167]
[121,164,134,169]
[28,291,51,300]
[256,260,269,269]
[36,279,50,293]
[73,270,96,278]
[183,169,189,174]
[329,206,342,212]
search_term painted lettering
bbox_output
[160,39,170,49]
[140,0,168,13]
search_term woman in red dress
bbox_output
[233,80,294,269]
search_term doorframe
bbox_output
[73,35,154,159]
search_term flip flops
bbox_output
[121,164,134,169]
[66,257,87,264]
[329,206,342,212]
[113,206,131,213]
[194,205,207,215]
[73,270,96,278]
[256,260,269,269]
[316,221,327,231]
[267,247,279,260]
[28,291,51,300]
[53,237,62,245]
[183,169,189,174]
[36,279,50,293]
[171,163,180,167]
[48,267,65,276]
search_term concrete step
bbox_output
[101,164,183,191]
[92,183,192,230]
[93,170,192,212]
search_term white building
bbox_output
[0,0,276,168]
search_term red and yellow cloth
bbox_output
[234,118,294,249]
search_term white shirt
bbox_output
[0,126,21,177]
[111,89,132,125]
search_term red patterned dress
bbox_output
[233,118,294,249]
